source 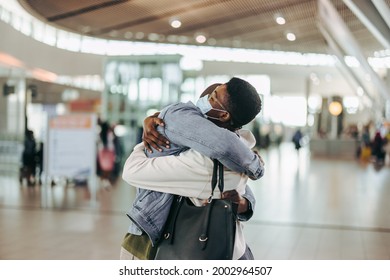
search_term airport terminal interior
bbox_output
[1,0,390,260]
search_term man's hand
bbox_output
[142,112,170,153]
[222,190,249,214]
[253,150,265,166]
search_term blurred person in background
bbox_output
[20,129,37,186]
[358,125,372,162]
[371,130,385,165]
[97,121,117,187]
[384,129,390,165]
[292,128,303,152]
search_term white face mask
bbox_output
[196,95,212,115]
[195,95,227,120]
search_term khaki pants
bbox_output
[120,247,140,260]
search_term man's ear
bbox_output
[218,111,231,123]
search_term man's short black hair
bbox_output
[225,77,262,129]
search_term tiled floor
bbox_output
[1,143,390,260]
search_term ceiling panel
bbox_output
[17,0,389,55]
[24,0,117,19]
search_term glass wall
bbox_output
[103,55,183,154]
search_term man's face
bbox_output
[207,84,229,114]
[198,83,235,130]
[199,83,229,111]
[207,84,234,127]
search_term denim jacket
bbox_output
[125,102,265,246]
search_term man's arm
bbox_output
[146,103,265,180]
[122,143,246,200]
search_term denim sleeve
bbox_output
[237,185,256,222]
[160,103,264,179]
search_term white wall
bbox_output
[0,21,104,76]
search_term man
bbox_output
[121,77,265,259]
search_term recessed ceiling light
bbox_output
[286,32,296,41]
[124,32,133,39]
[178,36,189,43]
[195,34,207,44]
[81,26,91,33]
[135,32,144,39]
[274,13,286,25]
[276,17,286,25]
[232,40,241,47]
[109,30,118,37]
[207,38,217,45]
[148,33,159,41]
[167,35,178,42]
[276,17,285,25]
[170,18,182,28]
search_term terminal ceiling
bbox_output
[18,0,389,56]
[7,0,389,101]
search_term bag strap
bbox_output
[199,160,225,249]
[163,195,183,244]
[209,159,224,201]
[218,160,224,193]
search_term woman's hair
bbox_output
[199,83,222,97]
